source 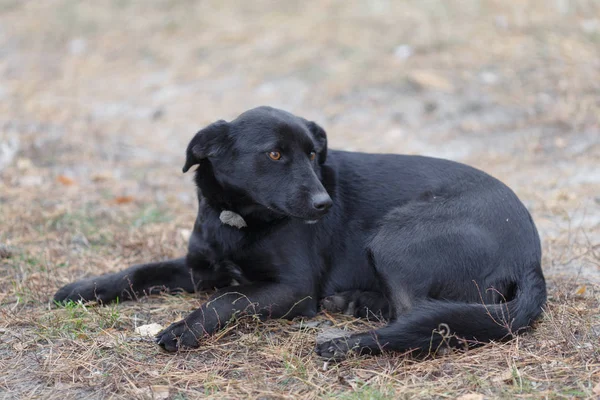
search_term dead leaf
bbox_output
[554,137,567,149]
[53,382,72,390]
[113,196,135,205]
[492,368,514,383]
[575,285,586,296]
[16,158,33,170]
[135,386,169,400]
[593,381,600,396]
[57,175,76,186]
[150,385,169,400]
[97,332,119,349]
[408,70,454,92]
[91,171,113,182]
[457,394,484,400]
[135,323,164,338]
[13,342,25,351]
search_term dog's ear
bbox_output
[306,121,328,164]
[182,120,229,173]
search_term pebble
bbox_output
[0,134,19,171]
[394,44,413,60]
[135,323,164,338]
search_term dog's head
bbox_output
[183,106,332,222]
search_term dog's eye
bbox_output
[268,151,282,161]
[309,151,316,161]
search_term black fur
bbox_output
[54,106,546,358]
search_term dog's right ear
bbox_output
[182,120,229,173]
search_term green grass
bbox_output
[38,299,123,339]
[336,384,395,400]
[42,206,118,247]
[132,206,172,227]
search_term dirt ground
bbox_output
[1,1,599,399]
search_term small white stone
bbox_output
[135,323,164,338]
[0,134,19,171]
[179,228,192,242]
[480,71,499,85]
[19,175,43,187]
[69,38,87,55]
[495,15,508,29]
[581,19,600,34]
[394,44,413,60]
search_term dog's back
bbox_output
[314,150,544,358]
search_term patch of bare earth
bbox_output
[1,1,599,398]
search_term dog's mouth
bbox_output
[265,204,328,223]
[289,212,329,223]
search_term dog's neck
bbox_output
[193,160,286,229]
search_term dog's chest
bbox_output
[202,216,302,278]
[201,219,246,258]
[199,212,266,257]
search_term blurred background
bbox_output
[1,0,599,287]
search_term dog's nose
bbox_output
[312,193,333,212]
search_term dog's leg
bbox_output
[53,257,223,304]
[315,197,540,360]
[156,283,316,351]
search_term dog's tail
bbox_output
[379,264,547,353]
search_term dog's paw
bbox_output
[321,293,350,314]
[321,290,388,319]
[53,278,116,304]
[316,335,379,360]
[155,319,205,352]
[315,337,355,361]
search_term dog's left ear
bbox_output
[306,121,328,164]
[182,120,229,173]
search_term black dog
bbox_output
[54,106,546,359]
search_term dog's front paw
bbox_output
[155,318,205,352]
[53,278,117,304]
[315,337,355,361]
[316,335,379,361]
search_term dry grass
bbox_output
[2,254,600,399]
[1,0,600,398]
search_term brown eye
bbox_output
[268,151,282,161]
[309,151,316,161]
